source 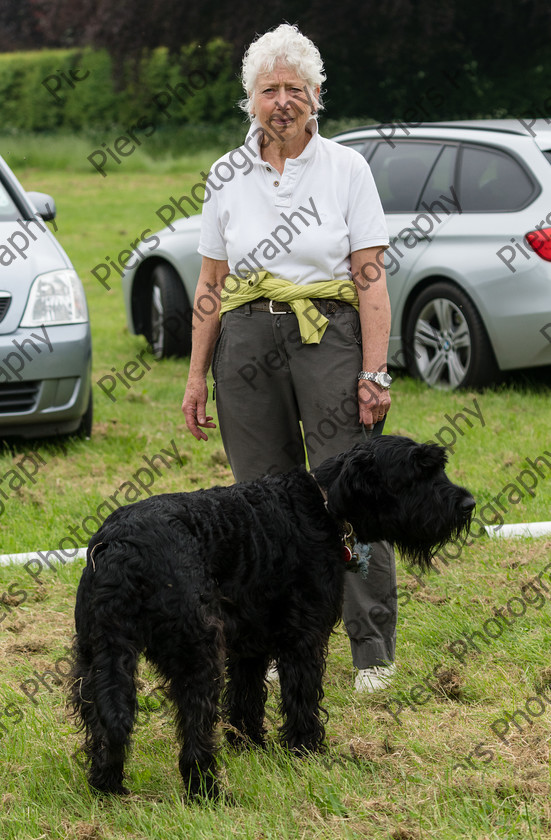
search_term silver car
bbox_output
[121,119,551,389]
[0,156,92,436]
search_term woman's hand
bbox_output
[358,380,391,430]
[182,376,217,441]
[180,256,228,441]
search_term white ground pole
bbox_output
[0,548,87,567]
[1,523,551,566]
[485,522,551,539]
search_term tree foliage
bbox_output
[3,0,551,120]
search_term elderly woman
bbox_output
[182,23,396,692]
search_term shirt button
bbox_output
[266,165,272,171]
[274,180,280,187]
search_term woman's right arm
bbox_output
[182,256,229,440]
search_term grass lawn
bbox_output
[0,140,551,839]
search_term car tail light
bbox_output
[525,228,551,261]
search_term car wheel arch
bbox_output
[399,274,494,349]
[130,257,190,337]
[399,274,500,389]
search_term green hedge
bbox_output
[0,42,243,132]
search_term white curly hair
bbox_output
[239,23,326,119]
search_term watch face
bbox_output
[380,373,392,387]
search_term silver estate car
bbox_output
[122,119,551,390]
[0,156,92,437]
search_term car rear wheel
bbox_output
[150,263,192,359]
[404,282,499,390]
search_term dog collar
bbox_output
[313,477,368,574]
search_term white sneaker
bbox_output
[266,663,279,682]
[355,664,396,693]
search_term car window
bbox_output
[542,150,551,164]
[368,141,443,212]
[457,144,535,211]
[339,140,368,153]
[419,146,458,208]
[0,177,23,222]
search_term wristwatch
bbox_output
[358,371,393,389]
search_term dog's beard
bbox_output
[350,494,474,572]
[396,504,474,571]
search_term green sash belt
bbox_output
[218,270,359,344]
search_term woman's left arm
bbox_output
[350,246,392,429]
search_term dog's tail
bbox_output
[68,540,143,790]
[68,631,140,748]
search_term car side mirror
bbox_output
[26,191,57,221]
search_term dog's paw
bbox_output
[186,784,222,804]
[282,738,327,758]
[90,782,130,796]
[183,768,221,803]
[225,728,267,751]
[185,786,236,807]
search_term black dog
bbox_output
[69,435,474,798]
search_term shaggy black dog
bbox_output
[69,435,474,799]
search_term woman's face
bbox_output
[252,62,319,146]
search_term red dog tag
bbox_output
[342,545,353,563]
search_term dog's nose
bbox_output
[462,495,476,512]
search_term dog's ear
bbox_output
[325,448,378,521]
[412,443,448,474]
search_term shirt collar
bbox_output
[245,116,319,165]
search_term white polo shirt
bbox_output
[198,117,389,286]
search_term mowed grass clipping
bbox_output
[0,139,550,838]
